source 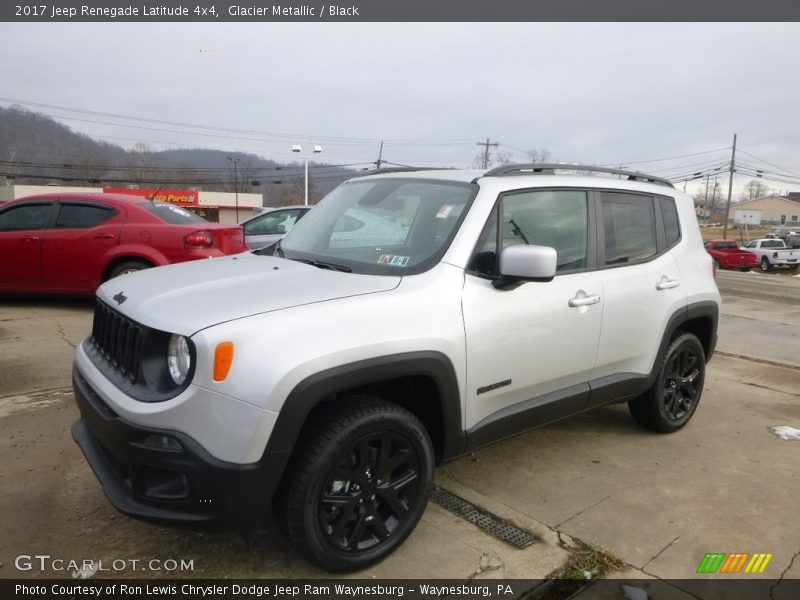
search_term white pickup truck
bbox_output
[743,238,800,271]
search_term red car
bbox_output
[0,193,247,294]
[704,239,758,271]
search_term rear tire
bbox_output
[278,396,434,571]
[107,260,152,280]
[761,257,772,272]
[629,332,705,433]
[713,258,721,271]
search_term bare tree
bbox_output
[526,148,552,164]
[127,143,159,185]
[740,179,770,202]
[470,149,513,169]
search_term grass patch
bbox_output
[551,538,626,580]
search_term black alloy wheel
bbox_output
[279,396,434,571]
[318,431,422,553]
[661,344,702,421]
[629,332,706,433]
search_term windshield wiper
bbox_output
[295,258,352,273]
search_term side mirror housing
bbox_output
[493,245,557,289]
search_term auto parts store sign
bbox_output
[103,188,199,206]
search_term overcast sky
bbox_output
[1,22,799,195]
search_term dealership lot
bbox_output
[1,271,798,588]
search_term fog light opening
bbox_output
[144,434,183,452]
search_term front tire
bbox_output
[629,332,705,433]
[279,396,434,571]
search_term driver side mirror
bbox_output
[493,245,557,289]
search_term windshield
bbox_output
[279,178,476,275]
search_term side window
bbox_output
[468,190,588,276]
[55,204,116,229]
[245,210,300,236]
[0,204,51,231]
[601,193,657,265]
[659,197,681,247]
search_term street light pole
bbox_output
[226,156,240,223]
[291,144,322,205]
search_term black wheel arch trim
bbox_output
[638,299,718,392]
[262,351,465,486]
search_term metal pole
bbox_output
[703,174,710,222]
[227,156,241,223]
[304,158,309,206]
[233,160,239,223]
[722,134,737,240]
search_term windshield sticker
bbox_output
[436,204,454,219]
[378,254,409,267]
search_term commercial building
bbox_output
[0,184,263,224]
[728,195,800,226]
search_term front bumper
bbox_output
[71,367,288,530]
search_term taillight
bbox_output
[184,230,214,248]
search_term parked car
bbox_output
[0,193,247,294]
[71,165,719,571]
[742,238,800,271]
[704,239,758,271]
[241,205,311,250]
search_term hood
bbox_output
[97,252,401,336]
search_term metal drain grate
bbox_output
[431,486,536,548]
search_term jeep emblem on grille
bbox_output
[112,291,128,305]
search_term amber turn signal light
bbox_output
[213,342,234,381]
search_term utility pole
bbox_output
[375,141,384,170]
[226,157,240,223]
[477,138,499,169]
[722,134,737,240]
[703,174,711,222]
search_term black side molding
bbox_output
[261,351,465,483]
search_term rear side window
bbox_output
[0,204,51,231]
[55,204,117,229]
[659,197,681,248]
[141,202,206,224]
[601,193,657,265]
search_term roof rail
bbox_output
[481,163,674,188]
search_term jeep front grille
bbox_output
[92,300,144,383]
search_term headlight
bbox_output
[167,334,192,385]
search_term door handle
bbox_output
[656,278,680,291]
[568,294,601,307]
[93,233,116,239]
[22,236,40,242]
